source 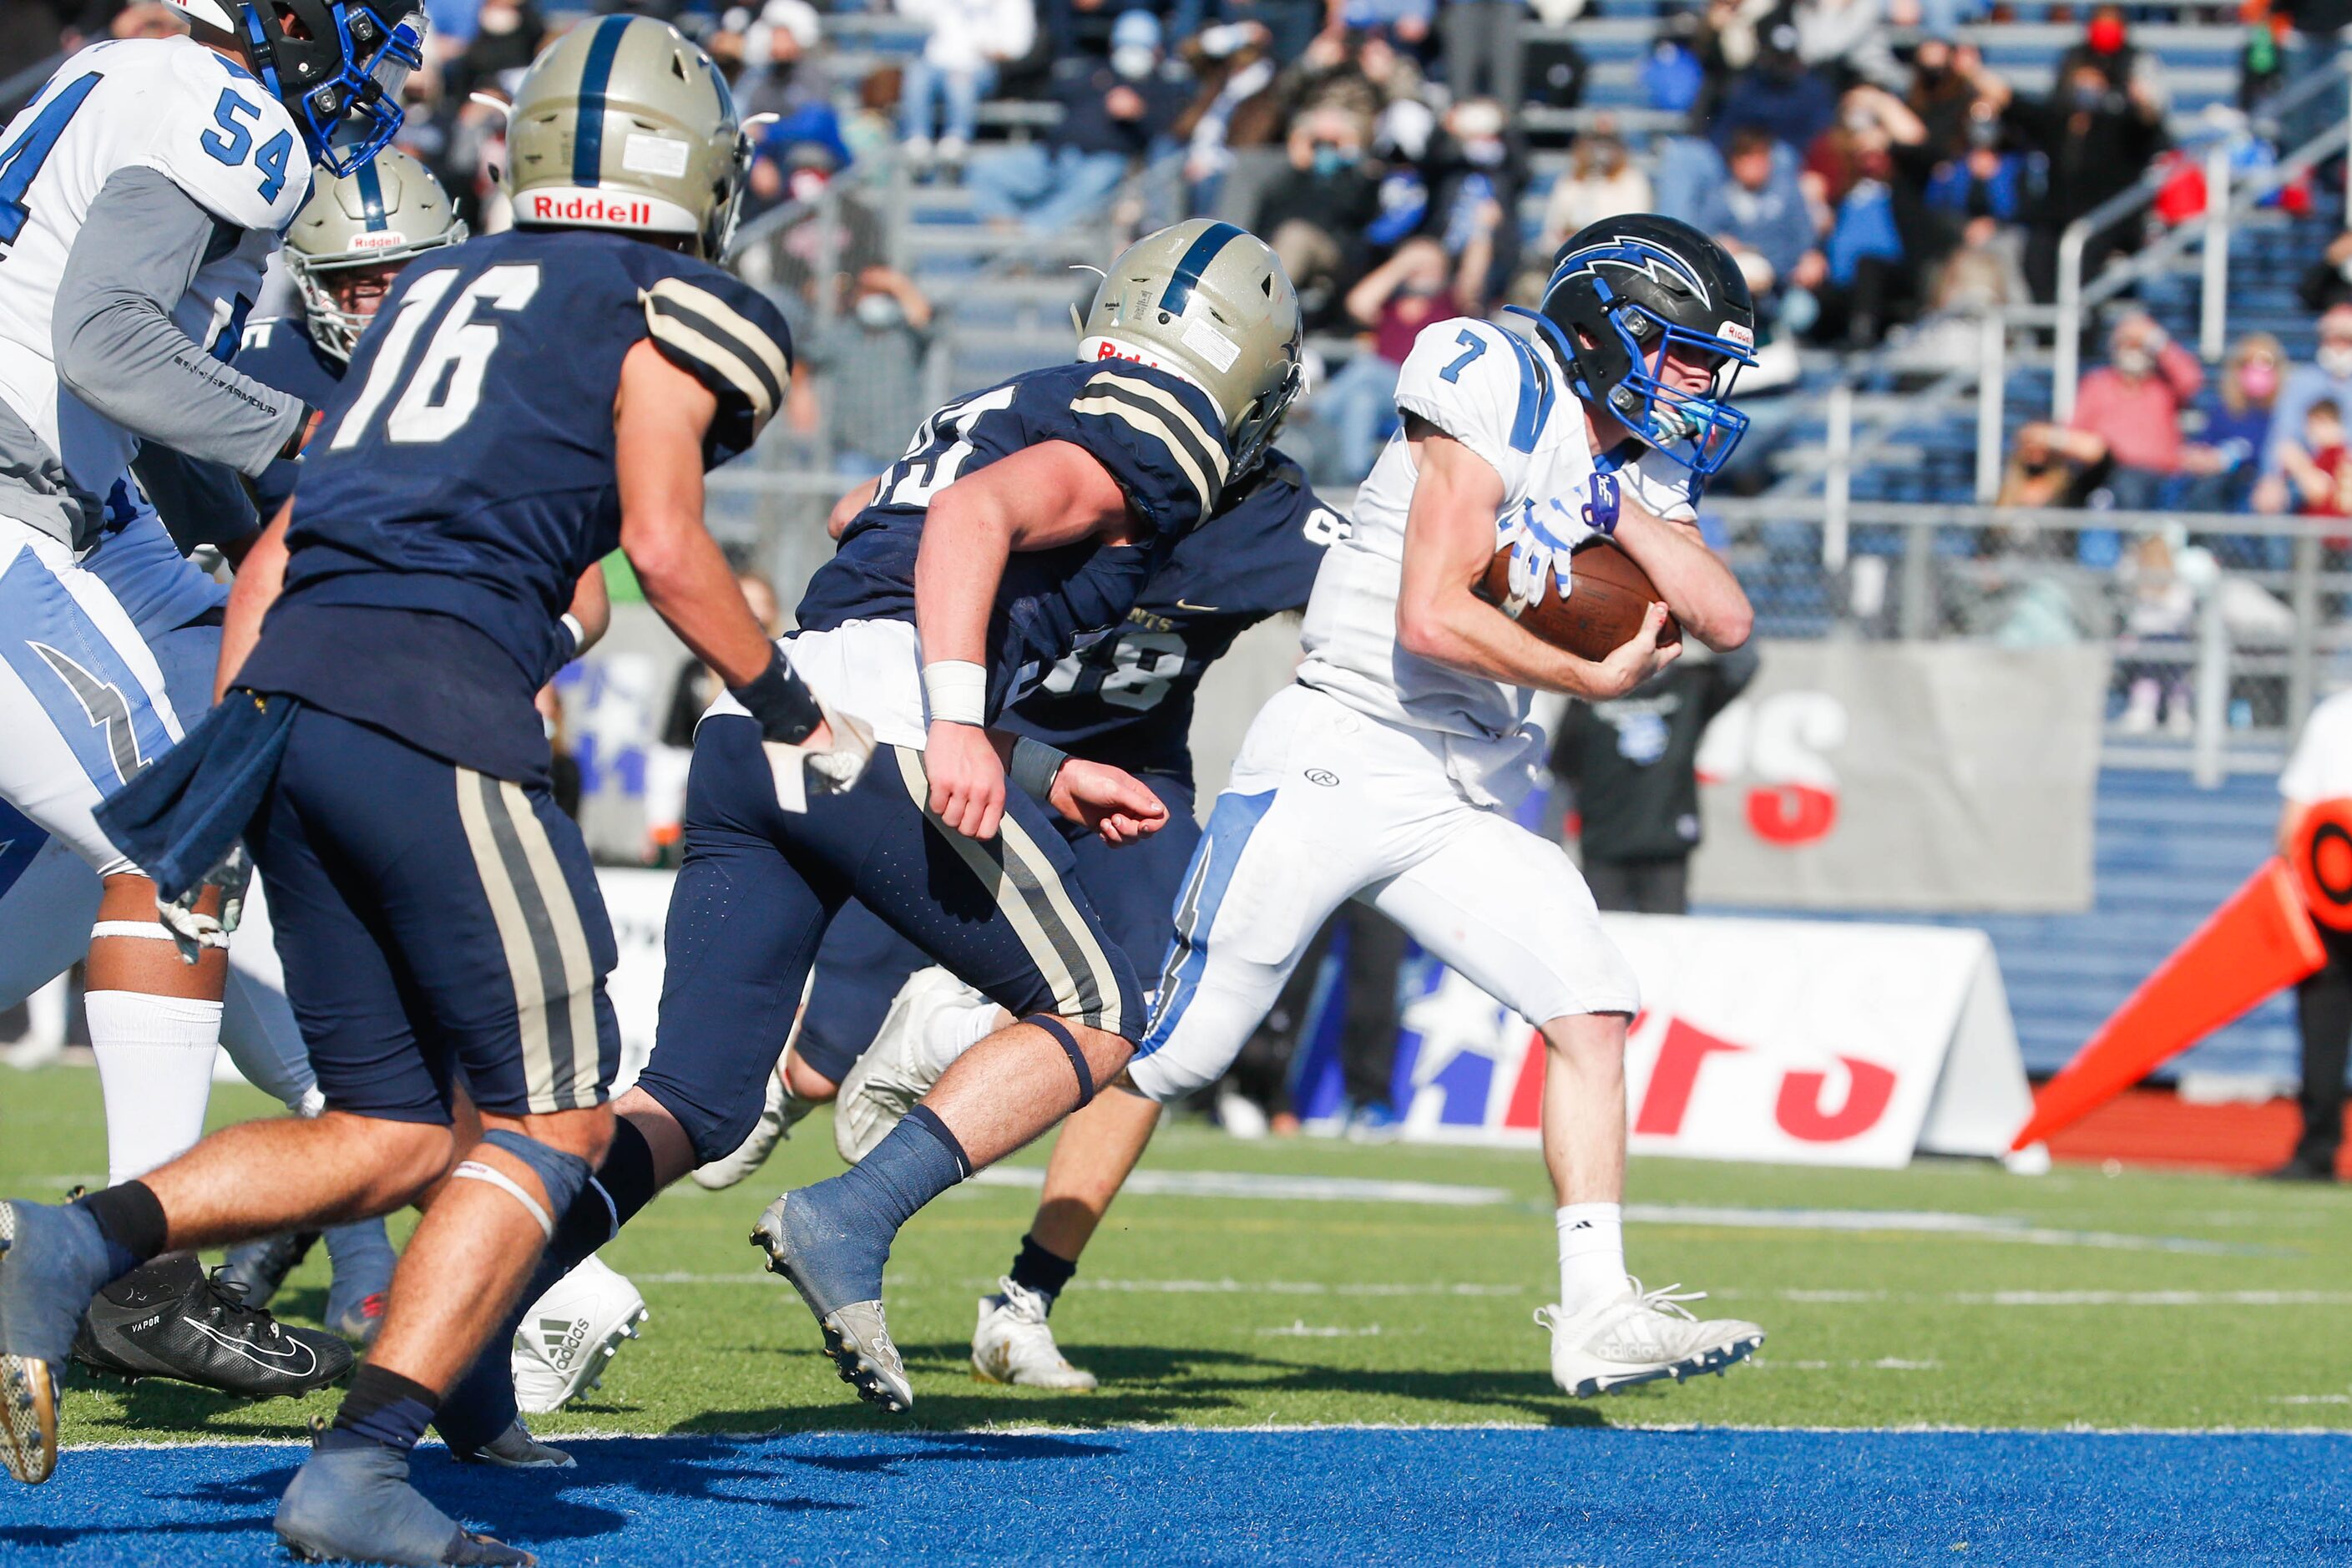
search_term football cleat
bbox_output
[833,968,976,1165]
[509,1256,646,1415]
[277,1426,534,1567]
[71,1255,352,1399]
[1535,1277,1763,1398]
[751,1194,912,1412]
[455,1419,574,1470]
[971,1279,1096,1392]
[0,1201,81,1485]
[690,1065,817,1191]
[219,1231,320,1311]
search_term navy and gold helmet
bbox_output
[1512,215,1758,479]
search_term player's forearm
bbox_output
[53,169,305,477]
[216,502,292,702]
[1611,508,1753,651]
[629,513,772,688]
[566,564,611,658]
[914,493,1013,669]
[1397,585,1628,701]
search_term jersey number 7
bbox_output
[329,264,543,448]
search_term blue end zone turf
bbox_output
[3,1428,2346,1565]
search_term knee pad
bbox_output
[453,1128,594,1240]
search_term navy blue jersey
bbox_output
[233,314,347,519]
[794,358,1235,718]
[239,227,791,780]
[1001,450,1343,778]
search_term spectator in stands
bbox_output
[2298,229,2352,316]
[1313,236,1471,482]
[2058,310,2205,512]
[1418,96,1523,307]
[2053,3,2167,116]
[2274,688,2352,1181]
[1254,103,1383,328]
[754,139,889,297]
[1712,19,1838,156]
[897,0,1034,180]
[968,9,1187,238]
[443,0,541,106]
[1920,106,2024,240]
[714,0,829,120]
[2272,399,2352,521]
[1902,34,1981,159]
[1966,49,2167,303]
[1537,120,1651,257]
[1553,646,1760,915]
[790,267,938,475]
[2178,332,2284,518]
[2113,534,2196,737]
[1220,0,1336,68]
[1788,0,1900,92]
[1803,85,1930,346]
[1441,0,1525,109]
[2254,305,2352,516]
[1175,20,1281,210]
[1694,126,1825,327]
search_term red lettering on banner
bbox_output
[1747,782,1838,845]
[1501,1029,1545,1130]
[1632,1018,1745,1136]
[1773,1056,1897,1141]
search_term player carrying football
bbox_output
[954,215,1772,1399]
[1,16,814,1561]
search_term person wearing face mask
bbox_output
[1965,49,2166,304]
[2069,310,2203,514]
[1419,97,1525,306]
[2255,306,2352,516]
[787,266,939,474]
[1310,235,1475,483]
[1254,105,1383,326]
[1904,36,1979,159]
[967,8,1187,237]
[2177,332,2284,520]
[1540,120,1653,251]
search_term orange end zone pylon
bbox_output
[2012,857,2328,1151]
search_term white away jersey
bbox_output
[0,37,310,536]
[1294,316,1697,801]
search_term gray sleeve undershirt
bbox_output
[52,166,306,478]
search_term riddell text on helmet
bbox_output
[529,194,656,225]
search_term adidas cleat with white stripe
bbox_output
[1536,1278,1763,1398]
[510,1256,647,1415]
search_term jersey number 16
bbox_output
[328,264,542,448]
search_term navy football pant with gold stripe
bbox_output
[246,706,620,1123]
[637,712,1142,1166]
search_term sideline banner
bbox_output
[1687,642,2108,913]
[1378,913,2031,1168]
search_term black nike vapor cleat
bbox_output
[219,1230,320,1310]
[69,1255,352,1399]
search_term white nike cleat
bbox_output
[690,1065,817,1191]
[1535,1277,1763,1398]
[834,968,980,1165]
[510,1256,648,1415]
[970,1278,1097,1392]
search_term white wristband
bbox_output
[560,612,586,651]
[922,660,988,726]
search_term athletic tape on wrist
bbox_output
[451,1160,554,1238]
[1009,736,1069,798]
[90,921,178,942]
[1024,1014,1095,1108]
[922,660,988,726]
[560,612,587,652]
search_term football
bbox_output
[1478,536,1681,662]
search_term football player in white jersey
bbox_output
[976,216,1772,1396]
[0,0,421,1424]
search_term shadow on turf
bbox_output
[669,1340,1613,1434]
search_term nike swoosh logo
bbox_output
[183,1318,316,1375]
[1173,599,1222,613]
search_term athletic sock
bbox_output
[1556,1202,1627,1315]
[73,1180,169,1280]
[922,996,1001,1079]
[86,992,224,1187]
[320,1216,397,1283]
[328,1364,439,1456]
[783,1106,970,1311]
[1009,1232,1077,1310]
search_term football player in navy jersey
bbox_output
[488,219,1303,1418]
[680,451,1347,1389]
[4,18,822,1558]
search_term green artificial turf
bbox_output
[7,1061,2351,1446]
